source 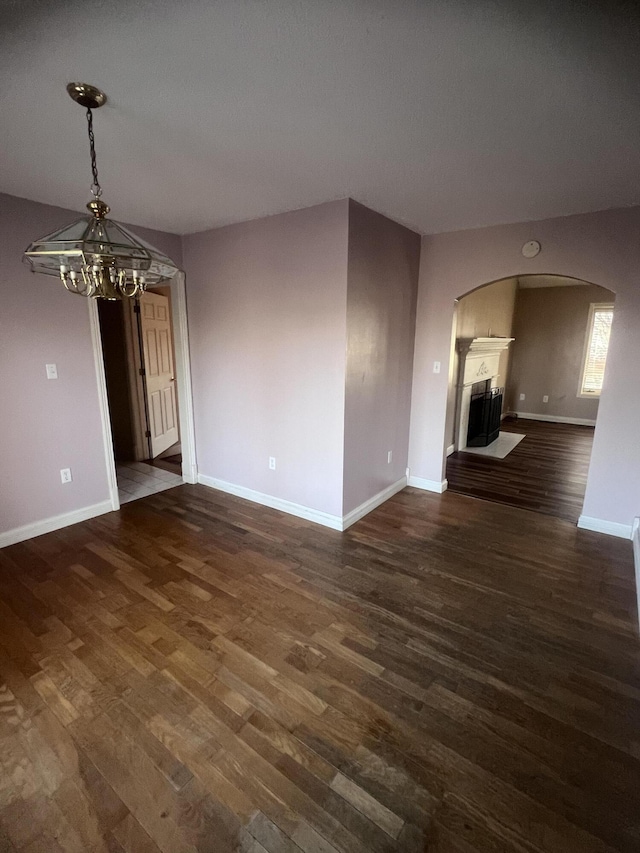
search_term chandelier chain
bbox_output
[85,108,102,198]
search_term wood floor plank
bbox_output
[329,771,404,838]
[0,482,638,851]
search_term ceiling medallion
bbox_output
[23,83,179,300]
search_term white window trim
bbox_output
[578,302,614,399]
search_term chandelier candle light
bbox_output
[23,83,179,300]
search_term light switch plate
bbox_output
[46,363,58,380]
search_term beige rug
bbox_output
[461,432,526,459]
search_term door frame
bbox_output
[89,270,198,512]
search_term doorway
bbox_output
[90,272,197,509]
[444,275,615,523]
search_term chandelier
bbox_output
[23,83,179,300]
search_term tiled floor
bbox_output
[116,460,183,504]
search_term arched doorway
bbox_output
[406,209,639,538]
[443,274,615,522]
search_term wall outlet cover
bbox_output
[519,393,526,401]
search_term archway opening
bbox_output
[443,274,615,523]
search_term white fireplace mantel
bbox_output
[458,336,515,355]
[455,337,514,451]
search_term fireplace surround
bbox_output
[455,337,514,452]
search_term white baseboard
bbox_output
[514,412,597,427]
[446,444,455,457]
[342,477,407,530]
[577,515,633,539]
[0,500,113,549]
[198,474,343,530]
[407,476,449,493]
[197,474,408,532]
[632,518,640,632]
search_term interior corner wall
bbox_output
[508,284,613,421]
[0,191,182,539]
[408,204,640,532]
[342,200,420,515]
[182,200,349,519]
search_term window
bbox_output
[579,303,614,397]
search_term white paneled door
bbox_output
[139,291,179,457]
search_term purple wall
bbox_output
[183,198,419,520]
[408,205,640,529]
[0,192,182,535]
[5,188,638,537]
[183,200,349,517]
[508,284,613,421]
[343,201,420,514]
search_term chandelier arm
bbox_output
[63,276,90,296]
[80,268,96,297]
[119,275,140,299]
[85,108,102,198]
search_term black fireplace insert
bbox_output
[467,386,503,447]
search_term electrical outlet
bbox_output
[46,363,58,380]
[387,450,393,464]
[60,468,72,484]
[268,457,276,470]
[543,395,549,403]
[433,361,441,374]
[519,393,526,401]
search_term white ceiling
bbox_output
[1,0,639,236]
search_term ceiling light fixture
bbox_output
[23,83,179,300]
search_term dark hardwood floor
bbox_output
[447,417,595,522]
[0,483,638,852]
